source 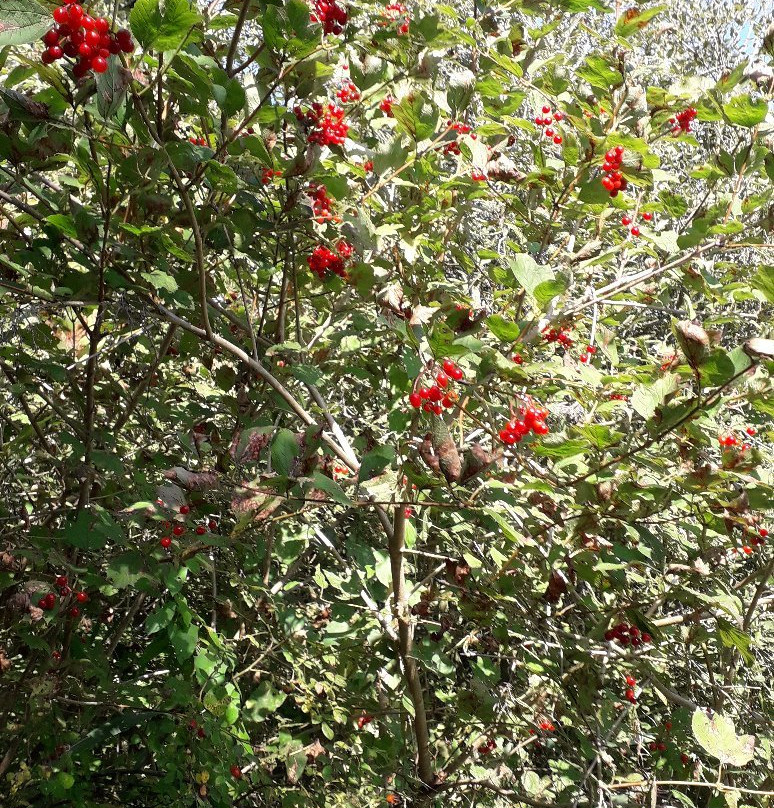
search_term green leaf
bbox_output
[212,72,246,116]
[95,59,130,120]
[751,266,774,302]
[358,445,394,483]
[392,93,439,142]
[509,254,552,295]
[245,681,287,721]
[533,277,568,309]
[699,350,736,386]
[615,4,666,37]
[723,95,767,128]
[691,709,756,766]
[130,0,163,48]
[577,55,623,92]
[631,374,679,421]
[271,429,299,477]
[716,618,754,665]
[486,315,521,342]
[130,0,201,51]
[0,0,49,47]
[168,622,198,662]
[308,471,351,505]
[141,270,178,292]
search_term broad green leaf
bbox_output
[577,55,623,92]
[95,59,130,120]
[631,374,679,421]
[271,429,299,477]
[486,315,521,342]
[245,681,287,721]
[358,445,394,483]
[615,4,666,37]
[691,710,756,766]
[0,0,49,47]
[169,622,198,662]
[723,95,767,128]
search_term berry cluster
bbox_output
[471,170,486,182]
[408,358,464,415]
[534,104,564,145]
[309,183,341,223]
[718,430,756,450]
[381,2,410,34]
[310,0,347,34]
[668,107,697,135]
[609,392,629,401]
[600,146,627,197]
[295,103,348,146]
[357,713,374,729]
[335,81,360,103]
[477,737,497,754]
[498,397,550,445]
[379,96,395,117]
[307,242,352,279]
[38,574,88,617]
[538,720,555,732]
[43,4,133,76]
[261,167,282,184]
[624,673,637,703]
[158,505,218,549]
[620,210,652,238]
[730,526,768,557]
[578,344,596,364]
[543,326,573,347]
[188,136,208,146]
[604,622,652,647]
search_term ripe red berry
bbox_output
[208,520,218,531]
[625,674,636,686]
[641,632,652,644]
[409,392,422,408]
[553,135,562,144]
[53,6,69,24]
[196,525,206,535]
[69,606,80,618]
[427,385,442,403]
[230,765,242,779]
[630,226,640,237]
[759,527,769,538]
[541,105,550,114]
[621,216,631,226]
[746,426,757,436]
[579,353,589,364]
[179,505,190,515]
[91,55,108,73]
[172,524,184,536]
[76,591,88,603]
[160,537,172,549]
[43,28,60,46]
[512,354,523,364]
[435,372,449,388]
[197,727,205,738]
[67,4,84,25]
[94,16,109,33]
[642,212,652,221]
[55,575,68,588]
[664,721,672,731]
[544,127,554,138]
[84,29,100,46]
[442,358,456,376]
[625,688,636,703]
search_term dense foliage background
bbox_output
[0,0,773,805]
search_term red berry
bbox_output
[579,353,589,364]
[91,55,108,73]
[230,765,242,779]
[55,575,68,588]
[94,16,110,33]
[78,43,93,57]
[409,392,422,408]
[179,505,190,515]
[160,536,172,549]
[43,28,60,46]
[512,354,523,364]
[84,28,100,46]
[53,6,69,24]
[442,358,456,376]
[427,385,442,403]
[553,135,562,144]
[69,606,80,618]
[625,675,636,686]
[541,105,550,114]
[630,226,640,237]
[664,721,672,731]
[759,527,769,538]
[67,4,84,25]
[532,420,549,435]
[197,727,205,738]
[76,592,88,603]
[208,520,218,531]
[746,426,756,436]
[81,14,95,29]
[196,525,206,535]
[625,688,636,702]
[544,127,554,138]
[642,212,652,221]
[172,524,184,536]
[641,632,652,644]
[621,216,631,226]
[435,372,449,388]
